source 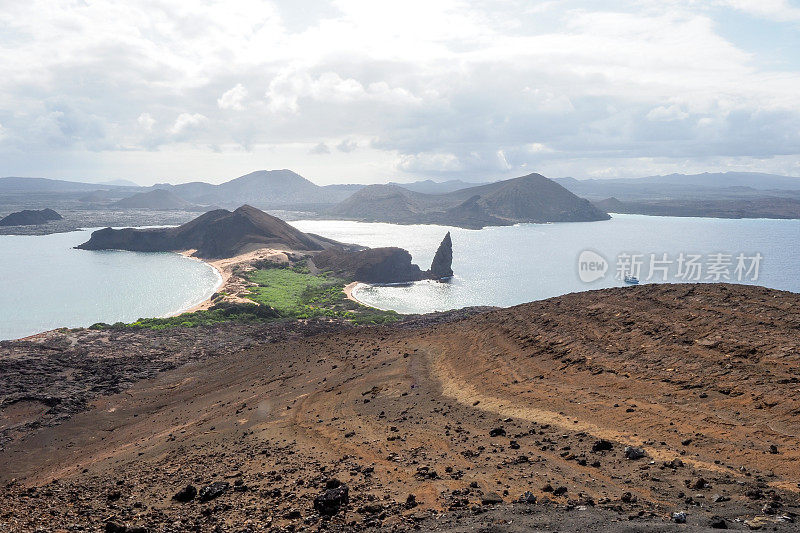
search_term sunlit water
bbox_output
[292,215,800,314]
[1,215,797,339]
[0,229,222,340]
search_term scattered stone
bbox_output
[553,487,568,497]
[591,439,613,452]
[769,444,779,454]
[405,494,418,509]
[712,494,730,503]
[690,477,709,490]
[671,511,687,523]
[621,492,637,503]
[518,491,537,504]
[489,427,506,437]
[198,481,229,502]
[314,482,349,516]
[172,485,197,503]
[624,446,646,460]
[709,516,727,529]
[481,492,503,505]
[744,516,769,530]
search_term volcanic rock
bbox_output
[198,481,229,502]
[426,231,453,280]
[313,482,349,516]
[0,208,62,226]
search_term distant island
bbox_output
[329,173,611,229]
[0,208,62,226]
[111,189,212,211]
[77,205,453,285]
[3,169,800,236]
[557,172,800,219]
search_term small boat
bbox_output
[624,274,639,285]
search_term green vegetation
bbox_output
[90,259,400,331]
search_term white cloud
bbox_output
[137,113,155,131]
[0,0,799,183]
[310,142,330,154]
[646,105,690,122]
[217,84,248,110]
[718,0,800,22]
[336,139,358,152]
[169,113,208,137]
[397,152,463,173]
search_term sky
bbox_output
[1,0,799,186]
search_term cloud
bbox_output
[646,105,690,122]
[137,113,155,131]
[217,84,248,110]
[0,0,799,183]
[336,139,358,152]
[169,113,208,137]
[265,70,421,113]
[310,142,330,154]
[718,0,800,22]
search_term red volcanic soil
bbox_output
[1,283,799,531]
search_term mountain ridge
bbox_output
[329,173,610,228]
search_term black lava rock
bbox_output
[314,482,349,516]
[198,481,229,502]
[172,484,197,503]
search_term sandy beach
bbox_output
[174,248,290,315]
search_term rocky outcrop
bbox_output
[0,208,62,226]
[312,233,453,284]
[426,231,453,279]
[77,205,343,258]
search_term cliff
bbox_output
[0,208,62,226]
[427,232,453,279]
[312,232,454,283]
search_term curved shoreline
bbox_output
[163,251,225,317]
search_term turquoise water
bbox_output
[292,215,800,314]
[0,229,222,340]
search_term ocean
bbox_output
[291,215,800,314]
[1,214,797,339]
[0,228,221,340]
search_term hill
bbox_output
[0,177,128,194]
[168,170,362,207]
[388,179,485,194]
[556,172,800,200]
[112,189,207,211]
[2,284,799,531]
[0,208,63,226]
[77,205,341,258]
[330,173,610,228]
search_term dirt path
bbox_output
[2,283,799,531]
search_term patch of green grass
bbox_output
[89,302,281,331]
[246,268,335,314]
[90,262,401,331]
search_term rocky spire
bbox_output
[427,232,453,280]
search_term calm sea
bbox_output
[0,229,221,340]
[1,215,797,339]
[291,215,800,314]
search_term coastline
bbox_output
[343,281,364,305]
[170,248,292,316]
